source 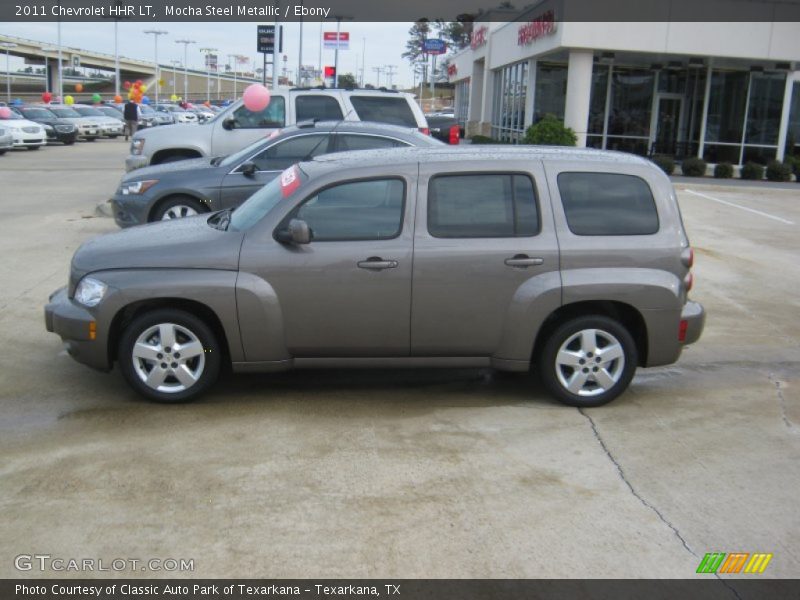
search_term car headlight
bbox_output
[131,138,145,155]
[74,277,108,307]
[43,124,54,132]
[119,179,159,195]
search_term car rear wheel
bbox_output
[152,196,206,222]
[538,315,637,407]
[119,309,220,403]
[86,137,97,142]
[63,140,75,146]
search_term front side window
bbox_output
[427,174,539,238]
[349,96,417,127]
[232,97,286,128]
[249,134,330,171]
[557,172,659,236]
[336,134,406,152]
[291,179,405,241]
[296,95,344,121]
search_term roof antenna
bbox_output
[301,108,354,162]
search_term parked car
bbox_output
[0,126,13,154]
[46,105,101,141]
[138,105,164,127]
[187,105,215,123]
[153,104,198,124]
[126,88,429,171]
[71,104,125,138]
[425,113,461,144]
[113,121,443,226]
[95,105,125,122]
[46,146,704,405]
[0,110,47,149]
[15,106,78,145]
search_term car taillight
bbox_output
[419,127,430,136]
[684,272,694,292]
[448,124,460,145]
[681,247,694,268]
[678,320,688,342]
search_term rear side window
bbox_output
[232,97,286,128]
[350,96,417,127]
[428,174,539,238]
[557,172,659,235]
[295,95,344,121]
[249,134,330,171]
[336,134,406,152]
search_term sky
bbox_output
[1,21,420,88]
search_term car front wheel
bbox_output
[119,309,220,403]
[538,315,637,408]
[152,196,206,222]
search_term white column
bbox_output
[776,71,798,162]
[480,67,494,136]
[523,59,536,129]
[563,49,593,147]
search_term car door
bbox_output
[210,95,287,156]
[218,133,332,209]
[246,174,414,357]
[411,161,560,356]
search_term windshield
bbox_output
[50,107,81,118]
[99,107,121,116]
[218,134,275,168]
[21,108,54,119]
[230,166,306,231]
[74,107,103,117]
[140,106,156,115]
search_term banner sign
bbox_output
[323,32,349,50]
[257,24,275,53]
[422,38,447,55]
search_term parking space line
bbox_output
[683,188,794,226]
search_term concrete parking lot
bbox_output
[0,141,798,580]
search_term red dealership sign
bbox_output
[470,26,488,50]
[323,32,350,50]
[518,10,557,46]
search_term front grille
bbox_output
[22,126,40,134]
[55,125,75,133]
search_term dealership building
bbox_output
[448,15,800,164]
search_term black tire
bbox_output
[537,315,637,408]
[63,140,75,146]
[86,137,97,142]
[0,150,6,155]
[27,145,41,150]
[150,195,207,222]
[118,308,221,403]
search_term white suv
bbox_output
[125,88,428,171]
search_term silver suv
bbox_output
[45,147,704,407]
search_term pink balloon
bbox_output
[242,84,271,112]
[0,107,11,119]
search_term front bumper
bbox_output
[78,127,99,139]
[681,300,705,345]
[102,124,124,136]
[48,130,78,143]
[44,287,111,371]
[125,155,149,172]
[110,193,152,227]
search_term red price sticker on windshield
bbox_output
[280,165,301,198]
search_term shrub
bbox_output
[523,114,577,146]
[469,135,497,144]
[740,161,765,180]
[651,155,675,175]
[713,162,734,179]
[765,159,792,182]
[680,157,707,177]
[787,156,800,182]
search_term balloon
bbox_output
[242,84,271,112]
[0,107,11,119]
[42,91,52,103]
[135,79,143,87]
[64,95,74,105]
[75,83,84,92]
[92,93,102,103]
[158,79,165,86]
[170,94,178,102]
[203,100,211,107]
[114,95,122,103]
[142,96,150,105]
[139,84,147,93]
[123,81,131,90]
[12,98,23,106]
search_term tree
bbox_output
[435,19,472,51]
[402,19,432,67]
[337,72,357,89]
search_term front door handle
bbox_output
[357,257,399,270]
[505,254,544,268]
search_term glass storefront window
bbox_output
[588,65,609,135]
[533,63,567,123]
[491,61,528,142]
[788,82,800,159]
[745,72,786,146]
[455,79,470,127]
[608,69,654,138]
[704,70,748,144]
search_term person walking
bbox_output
[123,99,141,141]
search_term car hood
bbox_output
[60,116,99,126]
[121,156,217,182]
[70,216,244,286]
[1,118,42,130]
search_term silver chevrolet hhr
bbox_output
[45,146,704,407]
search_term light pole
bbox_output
[175,39,196,100]
[328,15,352,88]
[144,29,168,105]
[199,47,217,102]
[170,60,181,98]
[384,65,397,89]
[56,4,63,102]
[0,42,16,104]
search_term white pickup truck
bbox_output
[125,88,428,171]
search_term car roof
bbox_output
[302,146,653,175]
[281,120,427,137]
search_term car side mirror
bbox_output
[222,117,236,130]
[277,219,311,245]
[240,162,257,177]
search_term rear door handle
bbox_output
[357,257,399,270]
[504,254,544,268]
